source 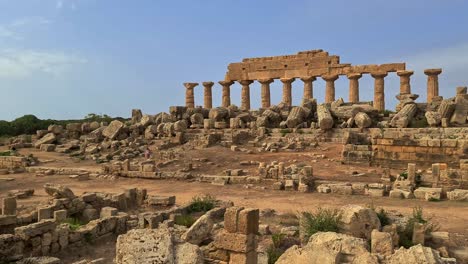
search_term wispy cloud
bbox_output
[56,0,63,9]
[0,17,52,40]
[0,49,87,78]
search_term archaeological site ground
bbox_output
[1,49,468,264]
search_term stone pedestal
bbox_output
[280,78,295,107]
[397,70,414,94]
[371,72,388,111]
[202,82,214,109]
[183,82,199,108]
[239,80,253,110]
[322,74,339,103]
[300,76,316,100]
[347,73,362,103]
[258,79,274,108]
[219,81,234,107]
[424,69,442,103]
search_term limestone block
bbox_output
[447,189,468,201]
[54,210,67,222]
[34,133,56,148]
[213,231,256,253]
[238,208,259,235]
[371,229,393,256]
[412,223,425,245]
[340,205,381,240]
[224,207,244,233]
[2,197,16,215]
[38,207,52,221]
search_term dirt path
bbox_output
[2,173,467,236]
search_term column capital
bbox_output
[347,73,362,80]
[258,78,274,84]
[424,68,442,76]
[300,76,316,82]
[371,71,388,79]
[322,74,339,81]
[218,80,234,86]
[397,70,414,77]
[202,81,214,87]
[280,77,296,84]
[238,80,253,86]
[183,82,199,89]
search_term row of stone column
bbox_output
[184,68,442,111]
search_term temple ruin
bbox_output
[183,49,443,112]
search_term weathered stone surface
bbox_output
[317,104,334,130]
[371,229,393,256]
[425,111,442,127]
[213,231,256,253]
[17,257,61,264]
[34,133,56,148]
[44,183,75,199]
[354,112,372,128]
[0,234,23,262]
[447,189,468,201]
[391,104,417,128]
[276,232,378,264]
[387,244,446,264]
[102,120,124,140]
[115,227,203,264]
[340,205,381,240]
[208,107,229,121]
[182,213,214,245]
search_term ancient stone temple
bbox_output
[184,49,442,111]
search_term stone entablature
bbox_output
[226,49,405,81]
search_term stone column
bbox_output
[183,82,198,108]
[280,78,295,106]
[202,81,214,109]
[218,81,234,107]
[397,70,414,94]
[322,74,339,103]
[239,80,253,110]
[258,79,274,108]
[371,72,388,111]
[347,73,362,103]
[424,68,442,103]
[300,76,316,100]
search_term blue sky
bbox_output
[1,0,468,120]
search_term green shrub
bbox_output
[188,194,216,213]
[375,208,391,226]
[267,246,284,264]
[174,215,196,227]
[63,218,85,231]
[398,206,438,248]
[399,171,408,180]
[0,151,11,157]
[300,208,342,241]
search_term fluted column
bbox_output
[347,73,362,103]
[218,81,234,107]
[397,70,414,94]
[280,78,295,106]
[424,68,442,103]
[239,80,253,110]
[371,72,388,112]
[300,76,316,100]
[258,79,274,108]
[322,74,339,103]
[202,81,214,109]
[183,82,198,108]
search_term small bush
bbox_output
[300,208,342,241]
[63,218,85,231]
[0,151,11,156]
[375,208,391,226]
[174,215,196,227]
[267,246,284,264]
[398,206,439,248]
[188,194,216,213]
[399,171,408,180]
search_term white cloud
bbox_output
[0,17,52,40]
[0,49,87,78]
[56,0,63,9]
[406,43,468,73]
